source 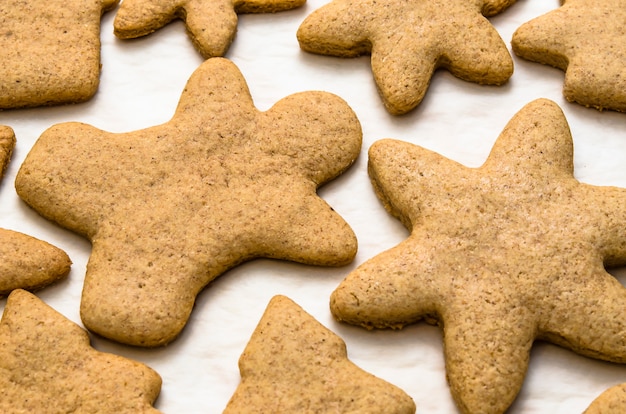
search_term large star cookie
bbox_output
[330,98,626,414]
[0,289,162,413]
[224,295,416,413]
[0,0,118,109]
[15,57,362,347]
[114,0,306,58]
[512,0,626,112]
[297,0,515,115]
[0,126,71,296]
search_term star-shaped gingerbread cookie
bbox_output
[224,295,416,413]
[113,0,306,58]
[297,0,515,115]
[15,57,362,347]
[0,126,71,296]
[512,0,626,112]
[330,98,626,414]
[0,289,162,413]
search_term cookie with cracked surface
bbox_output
[331,98,626,414]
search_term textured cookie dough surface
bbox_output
[584,383,626,414]
[114,0,306,58]
[0,290,162,413]
[297,0,515,114]
[0,126,15,178]
[0,229,71,297]
[0,0,118,109]
[224,295,416,413]
[0,127,71,296]
[330,99,626,414]
[512,0,626,112]
[15,57,362,347]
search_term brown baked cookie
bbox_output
[297,0,515,115]
[0,229,71,297]
[0,127,71,296]
[224,295,416,413]
[511,0,626,112]
[0,125,16,179]
[0,0,118,109]
[0,289,162,413]
[114,0,306,58]
[584,383,626,414]
[330,98,626,414]
[15,57,362,347]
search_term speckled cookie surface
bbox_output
[15,57,362,347]
[330,98,626,414]
[297,0,515,115]
[224,295,416,413]
[0,127,71,296]
[0,289,162,413]
[0,126,15,179]
[0,229,71,297]
[584,383,626,413]
[511,0,626,112]
[114,0,306,58]
[0,0,118,109]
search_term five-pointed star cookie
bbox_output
[297,0,516,115]
[330,98,626,414]
[113,0,306,58]
[0,126,71,296]
[0,289,162,413]
[512,0,626,112]
[224,295,416,413]
[15,57,362,347]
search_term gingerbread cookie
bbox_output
[0,127,71,296]
[297,0,515,115]
[584,383,626,413]
[0,289,162,413]
[0,0,118,109]
[15,57,362,347]
[224,295,416,413]
[0,229,72,297]
[511,0,626,112]
[0,126,15,179]
[330,98,626,414]
[114,0,306,58]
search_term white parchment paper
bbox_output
[1,1,626,413]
